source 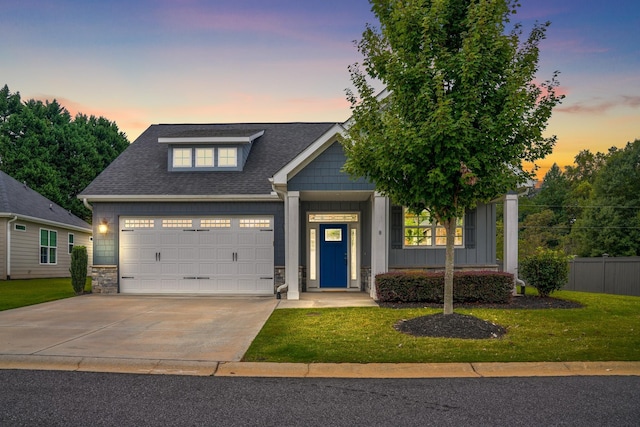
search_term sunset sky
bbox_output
[2,0,639,178]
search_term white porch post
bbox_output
[503,192,519,294]
[285,191,300,300]
[371,193,389,300]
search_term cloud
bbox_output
[544,37,610,55]
[558,95,640,114]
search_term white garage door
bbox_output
[119,217,274,295]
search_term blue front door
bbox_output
[319,224,348,288]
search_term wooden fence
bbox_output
[566,257,640,297]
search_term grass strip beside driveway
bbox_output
[0,278,91,311]
[244,291,640,363]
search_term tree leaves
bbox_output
[0,84,129,221]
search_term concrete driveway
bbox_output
[0,295,277,362]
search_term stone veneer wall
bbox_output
[361,267,372,293]
[91,266,118,294]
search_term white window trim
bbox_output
[14,224,26,232]
[68,233,74,254]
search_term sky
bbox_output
[1,0,639,179]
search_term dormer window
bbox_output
[218,148,237,167]
[173,148,192,168]
[159,129,263,172]
[195,148,214,167]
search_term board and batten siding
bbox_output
[389,203,497,269]
[3,219,92,279]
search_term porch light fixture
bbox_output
[98,219,108,234]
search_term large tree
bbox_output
[0,85,129,221]
[342,0,563,314]
[571,140,640,256]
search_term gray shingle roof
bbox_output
[0,170,91,230]
[80,122,338,197]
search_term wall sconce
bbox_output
[98,219,108,234]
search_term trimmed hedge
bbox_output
[376,271,514,304]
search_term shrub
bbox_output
[70,246,88,295]
[519,248,570,297]
[376,271,513,304]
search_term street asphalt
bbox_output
[1,293,639,378]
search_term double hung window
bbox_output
[40,229,57,264]
[403,209,463,247]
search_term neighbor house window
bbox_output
[403,209,463,247]
[14,224,26,231]
[195,148,214,167]
[40,229,57,264]
[218,148,237,167]
[173,148,192,167]
[68,233,74,254]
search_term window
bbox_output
[173,148,192,167]
[195,148,213,167]
[162,219,193,228]
[309,229,317,281]
[239,218,271,228]
[40,229,57,264]
[123,219,155,228]
[200,219,231,228]
[172,147,240,170]
[68,233,74,254]
[14,224,26,231]
[403,209,463,247]
[218,148,237,167]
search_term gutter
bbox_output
[6,215,17,280]
[78,194,281,203]
[0,213,91,234]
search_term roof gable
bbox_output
[0,170,91,231]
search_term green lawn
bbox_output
[244,290,640,363]
[0,278,91,311]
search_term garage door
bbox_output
[119,217,274,295]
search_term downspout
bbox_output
[82,198,93,211]
[270,179,288,299]
[6,215,18,280]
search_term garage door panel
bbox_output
[255,262,274,275]
[255,248,272,261]
[120,216,273,295]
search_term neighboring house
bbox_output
[80,122,513,299]
[0,170,93,280]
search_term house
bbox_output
[80,122,514,299]
[0,170,93,280]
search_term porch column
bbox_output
[503,192,519,294]
[371,192,389,299]
[285,191,300,300]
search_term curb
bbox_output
[2,356,639,378]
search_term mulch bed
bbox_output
[388,296,583,339]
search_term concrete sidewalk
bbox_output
[1,356,638,377]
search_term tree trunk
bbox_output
[443,218,456,315]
